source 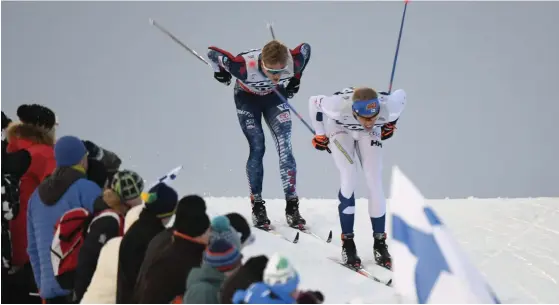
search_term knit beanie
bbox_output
[209,216,242,250]
[225,213,254,248]
[111,170,144,201]
[144,183,179,219]
[54,136,88,167]
[263,253,300,297]
[173,195,210,237]
[17,104,56,130]
[203,238,242,272]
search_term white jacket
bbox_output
[80,204,144,304]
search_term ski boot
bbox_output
[341,233,361,268]
[251,197,271,230]
[373,232,392,270]
[285,197,306,229]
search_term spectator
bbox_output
[4,105,58,303]
[82,140,122,188]
[27,135,101,303]
[134,195,210,303]
[79,203,143,304]
[73,170,144,302]
[116,182,179,303]
[208,215,242,250]
[233,253,323,304]
[220,255,269,304]
[183,238,242,304]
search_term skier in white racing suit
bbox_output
[308,87,407,269]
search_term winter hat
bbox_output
[209,216,242,250]
[111,170,144,201]
[263,253,300,297]
[54,135,88,167]
[203,238,242,272]
[173,195,210,237]
[144,183,179,219]
[17,104,56,130]
[225,213,254,248]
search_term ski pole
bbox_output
[387,0,410,94]
[149,18,212,69]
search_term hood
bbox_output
[37,166,86,205]
[6,122,55,150]
[186,264,225,290]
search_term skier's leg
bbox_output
[234,91,270,226]
[262,93,305,227]
[324,120,362,266]
[356,128,391,269]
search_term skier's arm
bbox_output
[380,89,407,140]
[207,46,248,81]
[290,43,311,80]
[308,95,327,136]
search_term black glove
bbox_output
[83,140,101,159]
[381,119,398,140]
[285,77,300,99]
[2,111,12,131]
[214,71,232,86]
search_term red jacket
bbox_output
[7,123,56,266]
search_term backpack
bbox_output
[50,207,123,290]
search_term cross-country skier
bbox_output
[207,40,311,230]
[308,87,406,269]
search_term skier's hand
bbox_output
[381,120,398,140]
[312,135,331,153]
[214,71,232,86]
[285,77,300,99]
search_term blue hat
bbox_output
[209,215,242,250]
[352,98,380,118]
[203,238,242,272]
[54,136,88,167]
[144,183,179,218]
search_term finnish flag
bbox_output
[390,166,500,303]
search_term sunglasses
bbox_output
[262,62,289,75]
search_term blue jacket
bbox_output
[27,166,101,299]
[233,282,296,304]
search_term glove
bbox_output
[83,140,101,160]
[285,77,300,99]
[214,71,232,86]
[381,120,398,140]
[312,135,330,151]
[2,111,12,131]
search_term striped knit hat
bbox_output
[209,215,242,250]
[110,170,144,201]
[203,238,242,272]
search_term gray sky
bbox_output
[2,1,558,199]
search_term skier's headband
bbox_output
[262,61,289,75]
[352,98,380,118]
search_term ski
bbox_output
[272,220,332,243]
[327,257,392,287]
[254,224,300,244]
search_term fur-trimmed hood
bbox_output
[6,121,55,148]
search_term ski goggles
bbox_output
[262,62,289,75]
[352,98,380,118]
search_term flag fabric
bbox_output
[390,166,500,303]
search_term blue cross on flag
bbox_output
[389,166,500,303]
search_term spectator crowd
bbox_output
[1,104,325,304]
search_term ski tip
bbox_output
[293,232,300,243]
[326,230,333,243]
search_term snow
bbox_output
[198,195,559,303]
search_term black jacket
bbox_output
[116,209,165,304]
[220,255,269,304]
[133,231,206,304]
[73,197,124,302]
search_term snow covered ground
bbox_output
[201,196,559,303]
